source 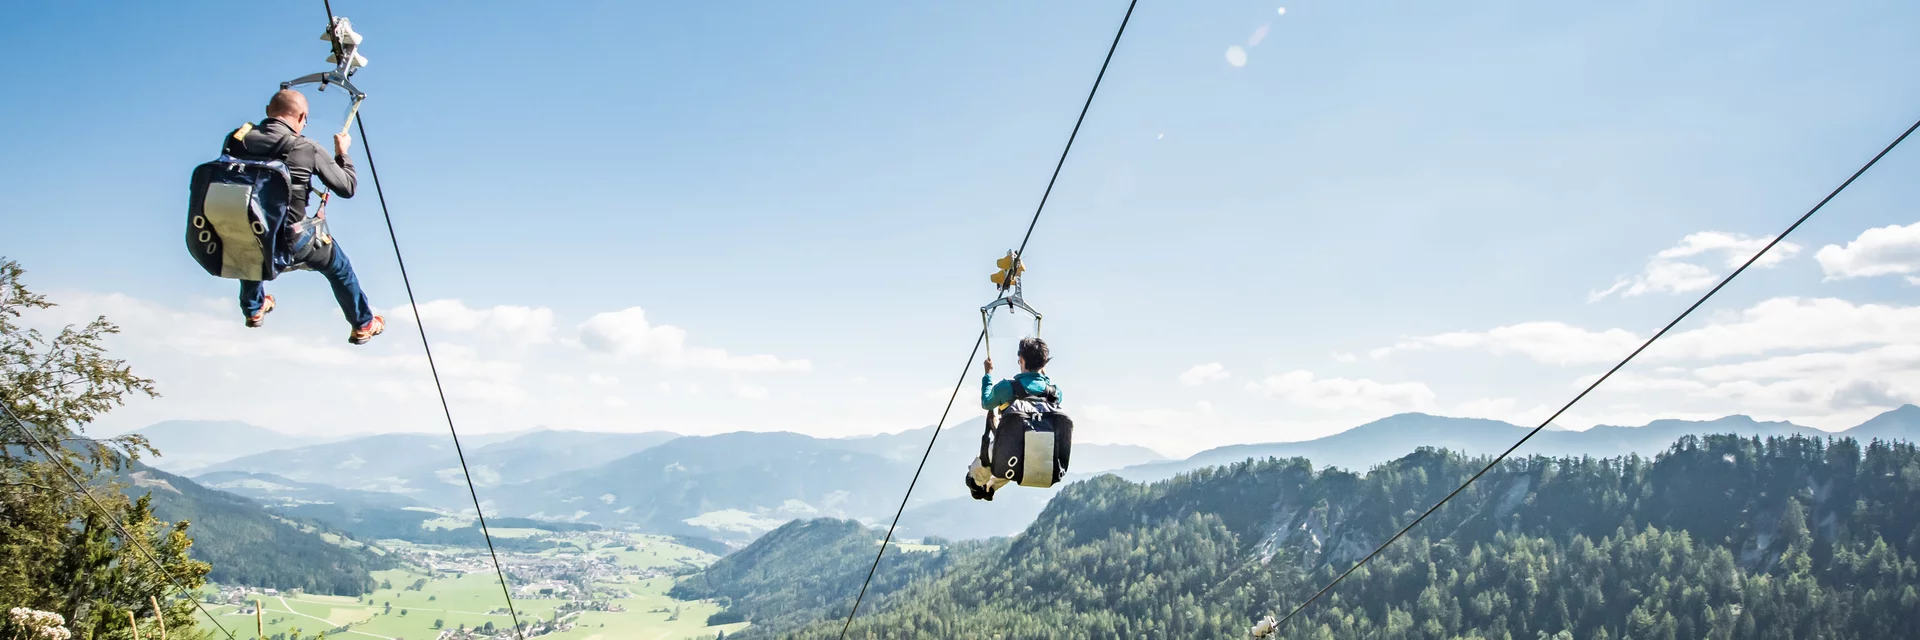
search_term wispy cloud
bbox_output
[1590,231,1800,302]
[393,299,557,347]
[1369,321,1641,366]
[1178,362,1231,386]
[576,307,811,372]
[1247,370,1436,413]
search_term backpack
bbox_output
[983,382,1073,488]
[185,126,305,281]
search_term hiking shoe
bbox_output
[246,295,276,328]
[349,315,385,345]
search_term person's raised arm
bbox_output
[307,133,358,198]
[981,358,1009,410]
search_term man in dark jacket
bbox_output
[227,89,383,344]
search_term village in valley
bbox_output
[196,530,749,640]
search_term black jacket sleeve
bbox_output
[297,138,358,198]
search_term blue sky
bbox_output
[4,0,1919,457]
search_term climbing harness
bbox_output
[282,16,368,137]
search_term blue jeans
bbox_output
[239,242,374,328]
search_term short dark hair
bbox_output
[1017,337,1050,370]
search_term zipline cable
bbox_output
[836,330,985,639]
[354,111,527,639]
[1271,115,1920,633]
[353,107,530,640]
[0,402,241,640]
[320,1,526,636]
[1006,0,1141,275]
[836,1,1141,636]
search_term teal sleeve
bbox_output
[982,376,1010,410]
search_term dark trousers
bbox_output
[239,242,374,328]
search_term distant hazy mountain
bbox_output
[166,407,1920,545]
[468,429,682,481]
[492,431,905,536]
[1109,408,1912,484]
[195,470,426,511]
[130,420,316,473]
[198,432,459,498]
[197,429,681,508]
[896,489,1055,541]
[485,419,1166,541]
[1843,404,1920,442]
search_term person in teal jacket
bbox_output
[968,337,1060,500]
[982,337,1060,409]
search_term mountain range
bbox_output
[128,420,316,473]
[191,429,681,508]
[1108,407,1920,484]
[715,432,1920,639]
[129,406,1920,543]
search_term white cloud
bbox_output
[1178,362,1231,386]
[586,373,620,386]
[1591,231,1801,302]
[1360,293,1920,428]
[1247,370,1436,413]
[734,385,769,400]
[1691,344,1920,383]
[603,396,628,408]
[1816,221,1920,283]
[27,290,531,439]
[398,299,556,346]
[1372,297,1920,367]
[1226,45,1248,67]
[1653,297,1920,361]
[577,308,687,356]
[1370,321,1641,366]
[576,307,810,372]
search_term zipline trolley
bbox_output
[281,17,369,135]
[981,250,1042,349]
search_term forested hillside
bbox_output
[708,434,1920,639]
[129,463,394,595]
[669,519,957,634]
